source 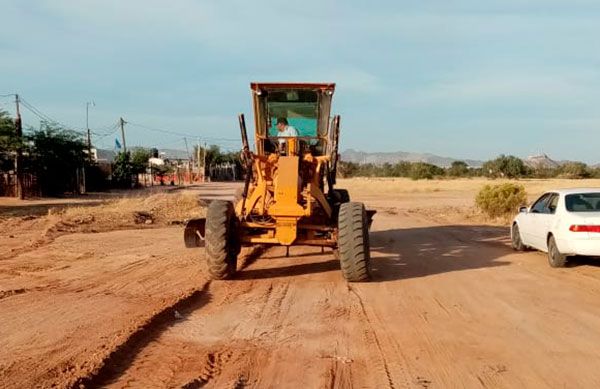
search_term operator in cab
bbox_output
[275,118,298,154]
[276,118,298,140]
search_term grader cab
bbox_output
[184,82,374,281]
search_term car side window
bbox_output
[547,194,559,214]
[531,194,550,213]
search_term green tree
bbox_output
[27,122,87,196]
[559,162,590,179]
[392,161,411,177]
[482,155,528,178]
[529,166,558,179]
[447,160,469,177]
[409,162,444,180]
[131,148,151,174]
[337,161,359,177]
[0,110,19,172]
[112,151,133,188]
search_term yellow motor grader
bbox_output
[184,82,374,281]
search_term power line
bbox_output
[127,121,240,143]
[4,95,242,151]
[93,126,119,141]
[18,96,116,139]
[92,122,120,137]
[19,97,88,135]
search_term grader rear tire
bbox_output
[205,200,239,280]
[338,202,372,282]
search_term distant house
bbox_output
[94,148,116,164]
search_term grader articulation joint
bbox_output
[184,82,375,281]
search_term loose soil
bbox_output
[2,179,600,388]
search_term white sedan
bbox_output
[511,188,600,267]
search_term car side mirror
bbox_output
[519,206,528,213]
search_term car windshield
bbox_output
[266,90,318,138]
[565,193,600,212]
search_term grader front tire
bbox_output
[338,202,372,282]
[205,200,239,280]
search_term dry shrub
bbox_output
[47,191,205,234]
[476,183,527,219]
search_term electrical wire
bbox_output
[19,97,87,135]
[93,126,119,141]
[127,121,240,143]
[4,95,242,153]
[92,122,120,137]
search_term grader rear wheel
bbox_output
[338,202,372,282]
[205,200,239,280]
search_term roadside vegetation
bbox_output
[1,110,240,196]
[339,154,600,180]
[475,183,527,220]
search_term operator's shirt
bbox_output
[278,125,298,144]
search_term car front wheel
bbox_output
[511,224,526,251]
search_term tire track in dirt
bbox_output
[70,246,268,387]
[102,283,273,387]
[180,350,235,388]
[347,284,398,389]
[72,282,212,388]
[100,244,358,388]
[71,246,270,388]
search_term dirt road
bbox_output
[4,182,600,387]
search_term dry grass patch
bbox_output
[339,177,600,226]
[338,177,600,199]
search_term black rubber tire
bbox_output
[338,202,371,282]
[547,235,567,268]
[334,189,350,204]
[205,200,239,279]
[511,223,525,251]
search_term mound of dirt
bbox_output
[44,192,206,236]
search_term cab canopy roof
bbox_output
[250,82,335,92]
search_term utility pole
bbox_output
[203,142,207,182]
[183,137,190,184]
[119,117,127,153]
[14,94,23,199]
[183,137,190,159]
[197,138,201,182]
[86,101,95,161]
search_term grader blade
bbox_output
[184,218,206,248]
[366,210,377,230]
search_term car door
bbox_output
[531,193,559,251]
[520,193,551,249]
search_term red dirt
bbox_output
[3,183,600,387]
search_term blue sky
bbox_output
[1,1,600,162]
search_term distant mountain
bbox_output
[341,149,483,168]
[524,154,559,169]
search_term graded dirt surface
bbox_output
[3,179,600,388]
